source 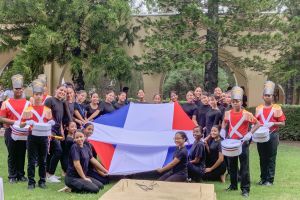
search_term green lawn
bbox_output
[1,137,299,200]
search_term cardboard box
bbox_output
[100,179,216,200]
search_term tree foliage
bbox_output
[137,0,286,92]
[0,0,139,90]
[163,66,235,99]
[268,0,300,85]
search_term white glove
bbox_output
[13,121,20,126]
[243,132,252,141]
[265,122,274,128]
[47,120,55,126]
[220,129,226,139]
[25,120,36,126]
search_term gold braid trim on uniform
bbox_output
[43,106,52,120]
[23,106,33,119]
[272,104,283,118]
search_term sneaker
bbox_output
[241,190,249,198]
[58,186,71,193]
[18,176,28,182]
[257,180,266,185]
[46,175,61,183]
[263,181,273,186]
[9,178,17,184]
[225,185,238,191]
[53,175,61,180]
[38,183,47,189]
[28,184,35,190]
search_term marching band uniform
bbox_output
[0,74,30,183]
[29,74,51,105]
[23,79,54,189]
[255,81,286,185]
[220,86,259,197]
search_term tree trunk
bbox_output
[285,78,294,104]
[72,69,85,91]
[204,0,219,93]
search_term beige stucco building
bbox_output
[0,16,290,107]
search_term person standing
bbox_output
[192,92,210,133]
[205,95,223,137]
[181,91,197,121]
[193,87,203,107]
[136,89,147,103]
[153,94,162,104]
[169,91,178,103]
[255,81,286,186]
[220,86,261,198]
[0,74,30,183]
[22,79,54,189]
[86,92,101,121]
[99,90,116,115]
[114,92,128,109]
[44,84,67,183]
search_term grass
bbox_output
[1,137,300,200]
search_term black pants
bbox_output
[27,135,48,185]
[228,142,250,192]
[257,132,279,183]
[87,169,109,185]
[46,139,62,175]
[203,163,226,181]
[65,175,103,193]
[4,128,27,179]
[187,163,205,181]
[158,171,187,182]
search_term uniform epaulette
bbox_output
[272,104,282,110]
[256,105,264,110]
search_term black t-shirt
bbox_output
[68,102,75,117]
[74,102,86,118]
[181,103,197,119]
[63,101,75,126]
[86,103,101,119]
[44,97,65,135]
[84,140,97,159]
[189,141,206,170]
[205,108,223,135]
[206,139,224,167]
[67,143,92,178]
[62,136,74,158]
[193,104,210,128]
[114,102,127,110]
[194,99,203,108]
[172,146,188,175]
[99,101,115,115]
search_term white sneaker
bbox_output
[47,175,61,183]
[53,175,61,180]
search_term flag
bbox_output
[89,102,195,175]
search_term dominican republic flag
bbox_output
[89,102,195,175]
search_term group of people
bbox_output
[165,83,285,198]
[0,73,286,198]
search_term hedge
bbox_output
[248,105,300,141]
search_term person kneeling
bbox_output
[187,126,206,182]
[157,131,188,182]
[203,126,226,182]
[65,131,107,193]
